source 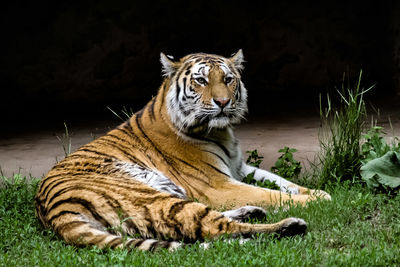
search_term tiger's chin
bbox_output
[207,116,232,129]
[180,116,233,136]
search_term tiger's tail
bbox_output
[52,214,181,251]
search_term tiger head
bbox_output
[160,50,248,134]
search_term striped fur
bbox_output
[35,50,329,251]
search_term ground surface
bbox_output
[0,114,322,179]
[1,107,400,179]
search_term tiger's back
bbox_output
[35,50,324,251]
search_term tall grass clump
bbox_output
[107,106,135,122]
[56,122,72,157]
[311,71,373,188]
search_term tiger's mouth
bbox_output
[200,108,232,121]
[215,110,227,118]
[196,109,236,129]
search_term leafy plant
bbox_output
[361,126,392,163]
[243,150,282,190]
[271,147,302,181]
[361,151,400,190]
[245,149,264,168]
[360,126,400,191]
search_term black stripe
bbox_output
[158,241,170,249]
[41,169,114,201]
[182,78,196,99]
[124,218,140,236]
[175,62,189,79]
[122,119,159,166]
[79,147,119,159]
[44,177,166,214]
[195,207,210,239]
[42,178,70,201]
[198,135,231,159]
[176,83,181,102]
[47,197,112,229]
[46,185,120,210]
[134,113,178,174]
[38,173,63,196]
[188,135,231,158]
[159,207,185,242]
[40,160,111,197]
[200,149,229,167]
[131,239,145,249]
[35,197,47,223]
[109,237,123,248]
[148,97,156,121]
[205,162,230,177]
[43,174,161,204]
[66,153,114,162]
[159,82,167,113]
[168,200,191,219]
[106,133,135,147]
[56,221,87,234]
[236,83,241,102]
[174,157,211,186]
[212,215,225,222]
[211,142,231,158]
[91,235,108,245]
[182,77,187,97]
[148,241,159,251]
[94,138,139,163]
[48,210,81,224]
[115,126,149,160]
[143,206,159,239]
[218,222,224,231]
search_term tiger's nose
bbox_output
[213,98,230,108]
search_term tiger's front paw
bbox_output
[297,187,331,201]
[222,206,267,222]
[309,189,331,201]
[285,186,300,195]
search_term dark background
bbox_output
[1,1,400,131]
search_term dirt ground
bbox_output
[1,110,399,179]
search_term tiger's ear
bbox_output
[160,53,179,78]
[229,49,245,72]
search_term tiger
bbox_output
[35,50,331,251]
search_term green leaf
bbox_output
[360,151,400,189]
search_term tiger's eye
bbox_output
[196,77,207,85]
[225,77,233,84]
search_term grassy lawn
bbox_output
[1,176,399,266]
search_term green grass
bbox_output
[1,176,399,266]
